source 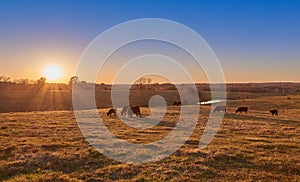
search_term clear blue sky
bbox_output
[0,0,299,83]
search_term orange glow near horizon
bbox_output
[42,64,64,82]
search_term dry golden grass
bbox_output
[0,95,299,181]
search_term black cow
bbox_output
[214,106,226,113]
[270,109,278,116]
[173,101,181,106]
[107,108,117,116]
[236,107,248,113]
[121,105,141,117]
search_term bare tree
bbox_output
[134,76,152,106]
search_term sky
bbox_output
[0,0,299,83]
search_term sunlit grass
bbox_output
[0,96,300,181]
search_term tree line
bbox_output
[0,75,83,86]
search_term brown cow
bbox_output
[107,108,117,116]
[236,107,248,113]
[270,109,278,116]
[128,106,141,117]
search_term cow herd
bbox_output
[106,105,142,118]
[213,106,278,116]
[106,101,181,118]
[107,102,279,117]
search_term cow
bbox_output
[214,106,226,113]
[121,105,141,117]
[121,105,129,116]
[173,101,181,106]
[107,108,117,116]
[128,106,141,117]
[270,109,278,116]
[236,107,248,113]
[127,108,134,118]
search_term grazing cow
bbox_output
[287,97,291,100]
[127,108,134,118]
[128,106,141,117]
[173,101,181,106]
[107,108,117,116]
[214,106,226,113]
[270,109,278,116]
[121,105,141,117]
[121,105,129,116]
[236,107,248,113]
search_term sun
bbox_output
[43,64,63,82]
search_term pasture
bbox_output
[0,95,299,181]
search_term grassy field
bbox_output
[0,95,299,181]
